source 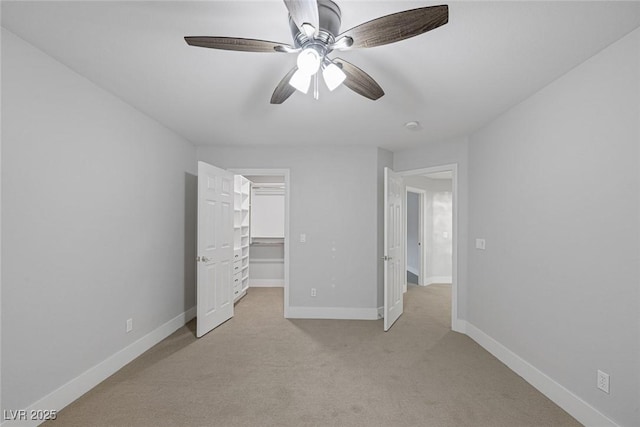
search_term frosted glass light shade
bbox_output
[289,69,312,94]
[296,48,321,75]
[322,62,346,91]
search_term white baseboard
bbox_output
[249,279,284,287]
[462,321,619,427]
[287,306,380,320]
[1,307,196,427]
[424,276,452,286]
[451,318,466,334]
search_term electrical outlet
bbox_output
[126,318,133,333]
[311,288,316,297]
[597,370,610,394]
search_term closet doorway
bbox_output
[230,168,290,318]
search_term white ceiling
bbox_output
[2,1,640,151]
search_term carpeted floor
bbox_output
[46,285,581,426]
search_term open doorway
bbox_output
[230,168,290,318]
[406,172,453,287]
[400,165,458,331]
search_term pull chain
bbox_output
[313,73,319,100]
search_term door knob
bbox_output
[197,256,211,262]
[381,255,392,261]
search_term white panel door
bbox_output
[197,161,234,338]
[384,167,404,331]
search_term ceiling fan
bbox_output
[184,1,448,104]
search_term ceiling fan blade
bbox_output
[283,0,319,35]
[337,5,448,49]
[271,67,299,104]
[184,37,295,53]
[333,58,384,100]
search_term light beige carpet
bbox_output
[46,285,581,426]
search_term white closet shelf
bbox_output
[249,258,285,264]
[251,237,284,245]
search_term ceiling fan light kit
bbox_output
[296,48,322,74]
[289,68,312,93]
[184,0,449,104]
[322,61,346,91]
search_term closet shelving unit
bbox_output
[233,175,250,302]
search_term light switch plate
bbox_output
[475,238,486,250]
[300,233,306,243]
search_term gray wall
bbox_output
[1,29,197,412]
[198,145,383,311]
[467,28,639,426]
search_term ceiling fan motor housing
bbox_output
[289,0,342,47]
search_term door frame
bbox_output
[229,168,290,318]
[405,186,426,289]
[399,164,459,332]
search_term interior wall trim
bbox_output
[249,279,284,287]
[1,307,197,427]
[287,306,380,320]
[424,276,452,286]
[461,321,619,427]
